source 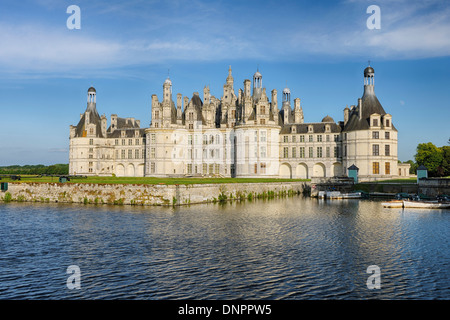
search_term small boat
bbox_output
[402,200,450,209]
[382,200,404,208]
[326,191,363,199]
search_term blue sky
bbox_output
[0,0,449,165]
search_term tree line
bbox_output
[403,139,450,177]
[0,164,69,175]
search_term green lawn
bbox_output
[1,175,309,185]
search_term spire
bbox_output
[226,65,234,87]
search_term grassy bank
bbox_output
[1,175,310,185]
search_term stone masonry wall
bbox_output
[0,181,311,206]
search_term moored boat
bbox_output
[326,191,363,199]
[382,200,404,208]
[402,200,450,209]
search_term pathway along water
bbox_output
[0,196,448,299]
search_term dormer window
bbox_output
[373,119,378,126]
[386,119,390,127]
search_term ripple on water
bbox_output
[0,200,449,299]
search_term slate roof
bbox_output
[343,88,397,132]
[280,122,342,134]
[74,107,104,138]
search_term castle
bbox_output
[69,65,410,181]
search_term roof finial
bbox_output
[368,60,371,67]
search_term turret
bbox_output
[253,69,262,101]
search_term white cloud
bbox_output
[0,0,449,78]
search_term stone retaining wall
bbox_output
[0,181,311,206]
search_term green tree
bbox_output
[441,146,450,177]
[405,160,417,174]
[414,142,444,177]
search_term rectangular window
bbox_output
[89,139,93,145]
[385,145,390,156]
[300,135,305,142]
[202,163,207,174]
[260,163,266,174]
[373,162,380,174]
[128,150,132,159]
[373,144,379,156]
[151,134,156,144]
[260,131,266,142]
[385,162,390,175]
[373,131,379,139]
[386,119,390,127]
[284,136,288,143]
[334,135,339,142]
[283,147,289,158]
[292,135,296,143]
[189,124,194,129]
[151,163,155,173]
[309,147,313,158]
[309,135,313,142]
[373,119,378,126]
[260,146,266,158]
[260,119,265,125]
[326,147,330,158]
[128,139,133,146]
[334,146,339,158]
[254,163,258,174]
[209,164,214,174]
[385,131,390,139]
[150,147,155,159]
[135,149,139,159]
[122,139,126,146]
[300,147,305,158]
[115,139,119,145]
[317,135,322,142]
[317,147,322,158]
[121,150,125,159]
[135,139,140,145]
[215,164,220,174]
[187,164,192,174]
[326,135,330,142]
[292,147,297,158]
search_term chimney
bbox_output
[101,115,107,137]
[358,98,362,119]
[344,107,350,125]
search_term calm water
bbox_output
[0,197,448,300]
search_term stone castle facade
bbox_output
[69,65,410,181]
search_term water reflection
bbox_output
[0,197,449,299]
